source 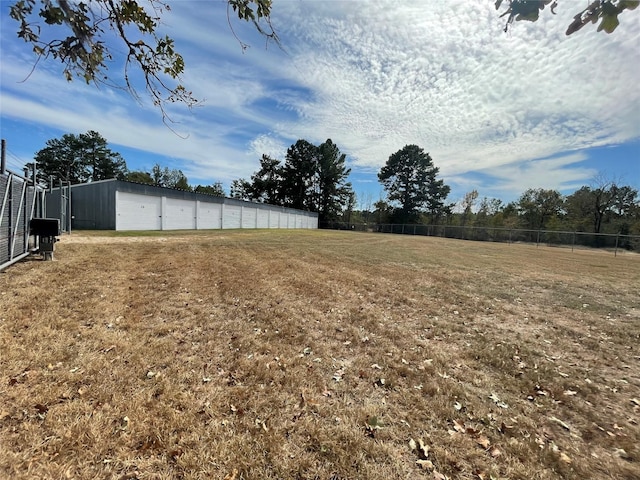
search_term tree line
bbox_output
[356,180,640,240]
[31,130,639,238]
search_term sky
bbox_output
[1,0,639,209]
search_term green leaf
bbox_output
[598,14,620,33]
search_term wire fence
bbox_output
[320,222,640,256]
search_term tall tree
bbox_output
[80,131,127,181]
[280,140,319,211]
[460,189,479,226]
[378,145,450,223]
[517,188,564,230]
[9,0,278,119]
[230,179,252,200]
[35,131,127,183]
[315,139,353,223]
[565,180,638,234]
[249,154,283,204]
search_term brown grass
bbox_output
[1,230,639,480]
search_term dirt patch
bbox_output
[1,231,638,479]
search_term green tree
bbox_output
[565,181,638,234]
[9,0,277,119]
[378,145,450,223]
[195,183,225,196]
[125,170,154,184]
[35,131,127,183]
[280,139,318,211]
[517,188,564,230]
[150,163,191,190]
[497,0,639,35]
[275,139,353,220]
[230,178,252,200]
[80,131,127,181]
[248,154,283,204]
[315,139,353,223]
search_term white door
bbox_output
[164,197,196,230]
[223,205,241,229]
[116,191,162,231]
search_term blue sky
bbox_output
[1,0,639,209]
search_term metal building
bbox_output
[46,179,318,231]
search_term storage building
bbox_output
[46,179,318,231]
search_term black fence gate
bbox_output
[0,171,45,271]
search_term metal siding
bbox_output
[164,197,196,230]
[241,206,257,229]
[268,210,280,229]
[0,175,9,264]
[197,202,222,229]
[257,209,269,228]
[116,192,162,231]
[223,205,241,229]
[71,181,116,229]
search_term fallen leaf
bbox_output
[563,390,578,396]
[433,471,448,480]
[453,419,465,432]
[409,438,417,451]
[476,436,491,449]
[489,446,502,457]
[371,363,382,370]
[559,452,572,464]
[417,438,430,458]
[489,393,508,408]
[416,459,434,470]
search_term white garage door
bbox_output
[197,202,222,229]
[116,191,162,231]
[257,209,269,228]
[164,197,196,230]
[242,207,257,229]
[223,205,241,229]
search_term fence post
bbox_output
[572,232,575,252]
[509,230,512,244]
[615,234,619,257]
[536,230,540,248]
[1,139,5,174]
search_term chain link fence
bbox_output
[320,222,640,255]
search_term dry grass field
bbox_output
[1,230,639,480]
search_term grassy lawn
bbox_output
[1,230,639,479]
